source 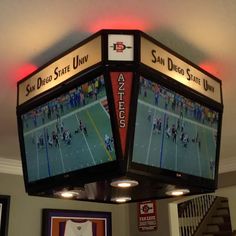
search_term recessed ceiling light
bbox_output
[61,191,77,198]
[166,189,190,196]
[111,197,132,203]
[61,191,74,198]
[110,179,139,188]
[55,188,84,198]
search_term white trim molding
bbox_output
[0,157,23,175]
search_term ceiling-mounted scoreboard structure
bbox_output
[16,30,223,203]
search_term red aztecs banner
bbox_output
[110,72,133,156]
[138,200,157,231]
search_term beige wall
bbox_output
[0,172,175,236]
[1,171,236,236]
[0,173,130,236]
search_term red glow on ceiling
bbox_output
[9,63,38,87]
[15,63,38,82]
[89,17,151,32]
[199,61,221,78]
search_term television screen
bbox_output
[132,76,219,180]
[20,75,116,183]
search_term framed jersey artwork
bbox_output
[42,209,111,236]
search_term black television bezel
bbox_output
[17,66,125,195]
[127,64,223,191]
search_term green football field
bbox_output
[23,77,218,182]
[132,89,217,180]
[23,97,115,182]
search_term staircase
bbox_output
[201,198,232,236]
[169,195,233,236]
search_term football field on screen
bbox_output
[23,97,115,182]
[132,99,217,180]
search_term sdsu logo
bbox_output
[140,203,154,214]
[142,204,153,213]
[111,42,132,53]
[108,34,134,61]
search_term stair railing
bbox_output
[169,194,217,236]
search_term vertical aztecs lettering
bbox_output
[110,72,133,156]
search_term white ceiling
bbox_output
[0,0,236,172]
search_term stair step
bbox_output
[211,216,225,224]
[215,208,230,216]
[220,199,229,203]
[207,222,232,231]
[206,224,220,232]
[217,207,229,210]
[212,215,230,221]
[203,231,232,236]
[220,202,229,209]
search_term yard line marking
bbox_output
[43,128,53,176]
[173,115,178,171]
[204,129,212,179]
[159,113,167,168]
[175,136,178,171]
[146,108,156,165]
[138,100,217,132]
[24,97,107,136]
[99,100,110,118]
[212,130,217,148]
[195,126,202,177]
[75,113,96,165]
[34,132,40,179]
[86,110,113,161]
[57,139,66,172]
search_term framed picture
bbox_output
[42,209,112,236]
[0,195,10,236]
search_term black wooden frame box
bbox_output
[16,30,223,203]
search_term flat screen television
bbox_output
[131,75,221,187]
[17,74,119,193]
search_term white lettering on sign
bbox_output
[139,216,156,221]
[118,73,125,128]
